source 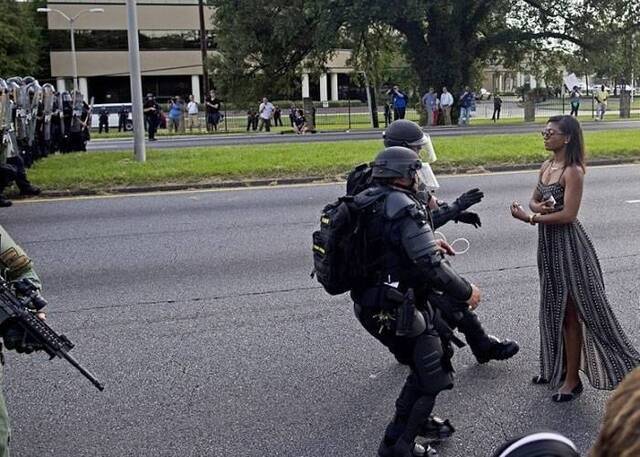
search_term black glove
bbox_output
[1,323,42,354]
[454,211,482,228]
[454,188,484,211]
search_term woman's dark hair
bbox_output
[547,115,586,172]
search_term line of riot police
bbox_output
[0,76,91,206]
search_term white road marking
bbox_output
[626,200,640,204]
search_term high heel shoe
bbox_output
[551,381,583,403]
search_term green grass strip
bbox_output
[27,129,640,191]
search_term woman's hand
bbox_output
[530,200,549,214]
[531,197,555,214]
[510,201,528,222]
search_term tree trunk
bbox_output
[394,14,476,97]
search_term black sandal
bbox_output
[551,381,584,403]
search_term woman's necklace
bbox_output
[550,160,564,171]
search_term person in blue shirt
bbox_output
[168,96,184,133]
[389,85,409,120]
[458,87,474,126]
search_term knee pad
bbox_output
[413,334,453,395]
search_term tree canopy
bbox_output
[0,0,47,78]
[209,0,640,100]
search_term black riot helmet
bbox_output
[370,146,422,179]
[383,119,430,148]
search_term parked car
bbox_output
[91,103,133,131]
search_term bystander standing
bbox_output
[440,87,453,125]
[186,95,200,133]
[421,87,439,126]
[492,93,502,122]
[258,97,275,132]
[594,85,608,121]
[388,85,408,120]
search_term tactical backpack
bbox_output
[311,196,365,295]
[311,164,380,295]
[345,163,373,196]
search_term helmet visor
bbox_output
[416,161,439,190]
[407,133,437,164]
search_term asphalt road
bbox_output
[87,119,640,152]
[1,164,639,457]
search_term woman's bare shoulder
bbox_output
[561,164,585,186]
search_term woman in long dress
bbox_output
[510,115,639,402]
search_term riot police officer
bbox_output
[350,146,481,456]
[381,120,519,364]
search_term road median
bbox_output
[14,130,640,198]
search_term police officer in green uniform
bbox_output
[0,223,45,457]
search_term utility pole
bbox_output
[126,0,145,162]
[198,0,210,101]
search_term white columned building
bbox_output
[302,73,310,98]
[330,73,339,101]
[191,75,201,102]
[319,72,328,102]
[79,77,89,99]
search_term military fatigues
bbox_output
[0,224,41,456]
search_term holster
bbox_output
[394,288,426,337]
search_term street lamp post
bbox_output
[37,7,104,93]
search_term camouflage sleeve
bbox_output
[0,224,41,290]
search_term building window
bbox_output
[49,30,208,51]
[139,30,200,50]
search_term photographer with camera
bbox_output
[388,85,409,120]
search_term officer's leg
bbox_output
[6,156,39,196]
[0,364,11,457]
[381,332,452,457]
[451,308,519,363]
[0,165,16,207]
[429,291,519,364]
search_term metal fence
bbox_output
[94,93,640,136]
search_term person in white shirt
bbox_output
[186,95,200,133]
[258,97,275,132]
[440,87,454,125]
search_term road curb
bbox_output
[14,157,640,200]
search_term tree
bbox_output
[577,0,640,93]
[0,0,44,77]
[208,0,344,103]
[209,0,639,101]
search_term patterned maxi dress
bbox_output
[536,179,640,390]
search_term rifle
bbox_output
[0,278,104,391]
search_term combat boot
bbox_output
[474,335,519,364]
[418,415,455,442]
[378,438,437,457]
[0,196,12,207]
[19,185,41,196]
